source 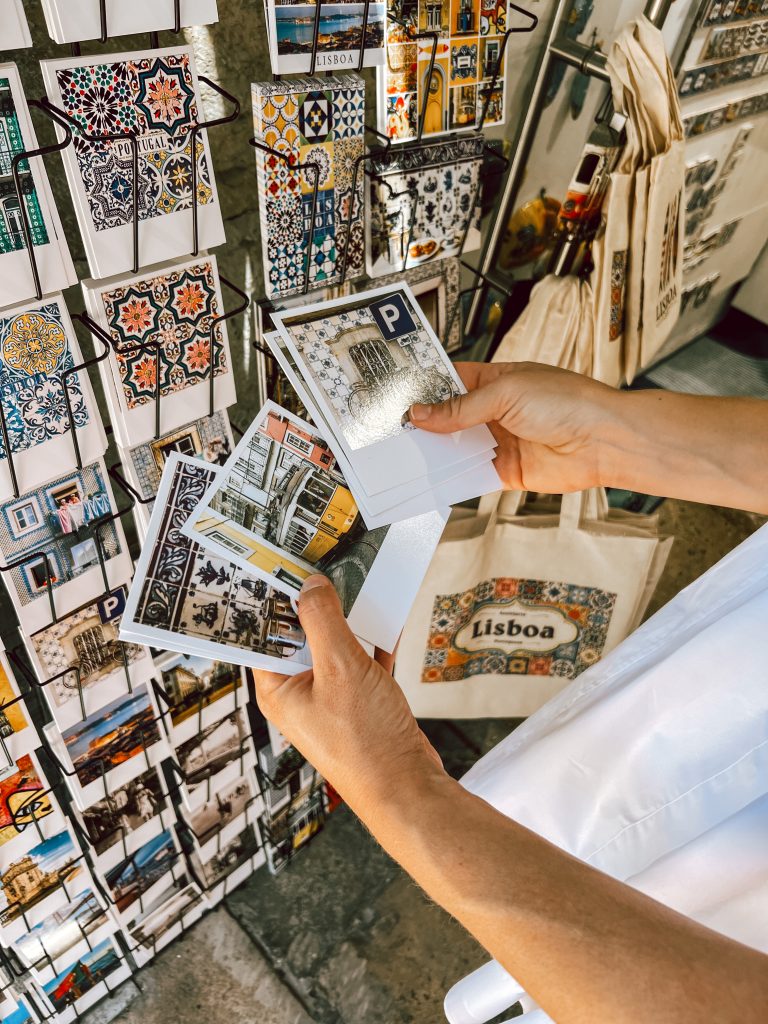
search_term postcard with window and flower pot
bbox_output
[83,254,236,448]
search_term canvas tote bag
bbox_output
[394,489,670,718]
[443,522,768,1024]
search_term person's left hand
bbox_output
[251,575,443,813]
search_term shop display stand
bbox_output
[465,0,677,337]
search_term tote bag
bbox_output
[394,489,670,718]
[443,522,768,1024]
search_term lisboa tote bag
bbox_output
[394,489,671,718]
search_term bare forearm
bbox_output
[600,390,768,514]
[352,771,768,1024]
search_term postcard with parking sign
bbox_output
[26,586,154,733]
[270,285,496,495]
[119,453,313,673]
[182,400,449,651]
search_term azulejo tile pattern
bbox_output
[253,75,365,299]
[368,135,483,275]
[422,578,617,683]
[99,260,227,410]
[382,0,510,142]
[54,53,213,233]
[0,76,49,254]
[133,459,305,657]
[0,300,89,459]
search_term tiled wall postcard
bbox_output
[270,285,496,495]
[265,0,385,75]
[26,585,154,733]
[182,399,448,651]
[83,254,236,448]
[119,454,313,673]
[0,64,76,309]
[252,76,366,300]
[379,0,512,142]
[0,460,134,635]
[41,48,226,279]
[0,295,107,503]
[367,135,483,276]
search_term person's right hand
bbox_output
[409,361,621,494]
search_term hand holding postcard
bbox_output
[269,285,499,498]
[181,399,448,652]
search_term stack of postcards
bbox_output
[81,253,238,540]
[38,0,218,45]
[0,66,77,308]
[262,0,386,75]
[120,286,500,668]
[40,46,226,279]
[0,0,31,49]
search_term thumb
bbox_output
[408,380,507,434]
[297,575,367,674]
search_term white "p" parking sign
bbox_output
[369,293,417,341]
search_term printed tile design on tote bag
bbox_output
[381,0,510,142]
[253,75,366,299]
[423,577,616,682]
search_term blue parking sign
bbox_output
[369,293,417,340]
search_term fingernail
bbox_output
[300,574,331,596]
[409,403,431,422]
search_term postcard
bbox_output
[83,254,237,448]
[270,285,495,495]
[0,826,90,943]
[41,0,219,44]
[0,459,134,635]
[189,822,261,900]
[53,684,167,811]
[264,329,502,523]
[252,75,366,300]
[122,410,234,505]
[182,772,260,863]
[0,65,76,309]
[378,0,511,143]
[257,738,319,818]
[260,778,325,875]
[0,753,68,863]
[40,936,131,1020]
[267,1,386,75]
[354,257,462,352]
[0,295,107,503]
[74,764,170,862]
[40,48,225,279]
[0,996,42,1024]
[119,453,313,672]
[127,874,206,966]
[0,650,35,769]
[0,1,31,49]
[183,400,449,650]
[14,887,114,983]
[156,652,244,745]
[102,827,182,924]
[173,709,254,811]
[366,136,483,276]
[27,586,154,734]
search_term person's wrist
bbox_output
[341,748,451,832]
[590,384,634,490]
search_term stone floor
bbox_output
[86,499,763,1024]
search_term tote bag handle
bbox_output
[478,489,606,531]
